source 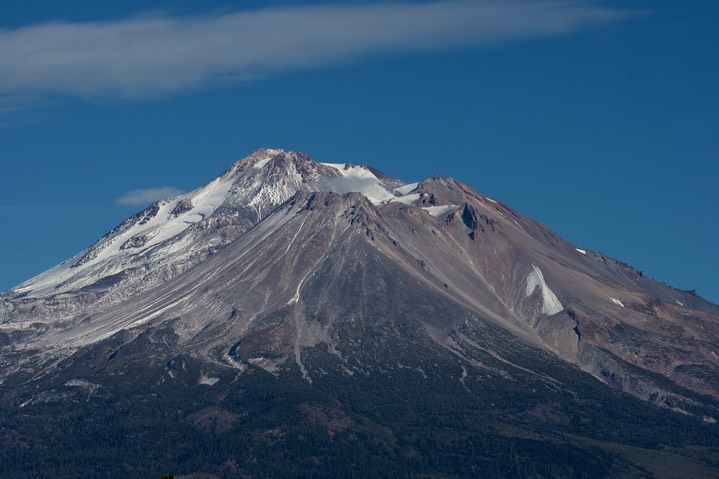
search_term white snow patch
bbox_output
[65,378,100,393]
[199,373,220,386]
[675,300,684,306]
[395,182,419,195]
[576,248,587,255]
[254,157,272,168]
[485,197,497,204]
[126,301,180,329]
[321,162,346,171]
[392,193,420,205]
[423,204,461,217]
[288,282,301,305]
[610,297,624,307]
[253,150,283,168]
[317,163,396,205]
[525,265,563,315]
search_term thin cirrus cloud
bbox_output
[116,187,185,206]
[0,1,639,101]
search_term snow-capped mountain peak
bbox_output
[3,147,719,427]
[10,149,407,299]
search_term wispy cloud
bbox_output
[0,95,50,126]
[0,1,639,102]
[116,187,184,206]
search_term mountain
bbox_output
[1,149,718,478]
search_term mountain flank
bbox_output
[1,149,717,478]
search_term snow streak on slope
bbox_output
[423,205,461,217]
[12,171,236,298]
[525,265,563,316]
[395,182,419,195]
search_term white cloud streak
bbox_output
[116,187,184,206]
[0,1,638,100]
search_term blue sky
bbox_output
[1,1,717,303]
